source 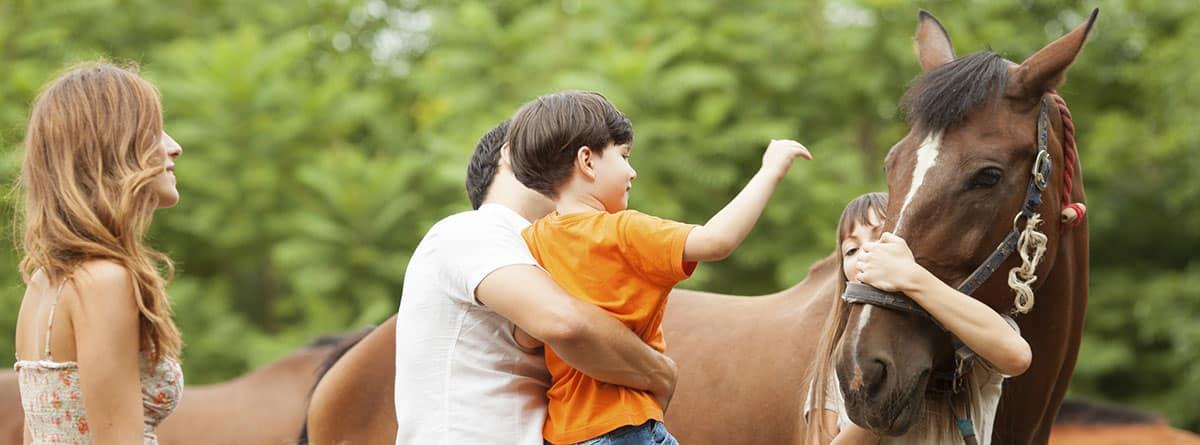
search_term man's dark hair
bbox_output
[506,90,633,198]
[465,120,510,210]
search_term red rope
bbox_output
[1049,92,1083,225]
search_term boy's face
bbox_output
[591,143,636,212]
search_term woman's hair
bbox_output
[805,192,887,443]
[17,61,180,362]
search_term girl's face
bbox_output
[841,211,884,281]
[152,132,183,208]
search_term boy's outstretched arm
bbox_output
[476,264,678,407]
[684,139,811,262]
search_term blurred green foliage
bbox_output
[0,0,1196,431]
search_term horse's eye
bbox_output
[969,167,1003,190]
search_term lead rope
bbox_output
[1008,214,1048,314]
[950,387,979,445]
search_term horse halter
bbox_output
[842,97,1055,379]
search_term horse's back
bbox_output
[156,334,356,445]
[306,315,398,444]
[663,255,840,444]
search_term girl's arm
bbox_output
[831,423,880,445]
[683,139,811,262]
[856,233,1033,376]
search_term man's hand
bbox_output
[651,355,679,412]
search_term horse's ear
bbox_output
[1008,8,1099,99]
[915,10,955,72]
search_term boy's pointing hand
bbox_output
[761,139,812,181]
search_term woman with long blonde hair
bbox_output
[12,62,184,444]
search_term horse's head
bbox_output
[834,9,1096,435]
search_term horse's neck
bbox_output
[994,221,1088,443]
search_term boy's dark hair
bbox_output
[506,90,633,198]
[465,120,511,210]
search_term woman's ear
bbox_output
[575,146,597,180]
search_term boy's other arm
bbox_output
[476,264,677,405]
[684,139,811,262]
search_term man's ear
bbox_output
[575,146,597,180]
[499,142,512,168]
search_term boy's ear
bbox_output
[575,146,597,180]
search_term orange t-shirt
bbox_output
[522,209,697,445]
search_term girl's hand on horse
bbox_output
[760,139,812,182]
[855,232,926,293]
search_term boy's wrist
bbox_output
[755,167,785,184]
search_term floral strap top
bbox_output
[13,282,184,444]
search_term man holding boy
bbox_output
[393,121,677,445]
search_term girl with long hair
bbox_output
[804,192,1032,444]
[12,62,184,444]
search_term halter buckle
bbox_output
[1032,150,1050,191]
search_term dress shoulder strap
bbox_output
[43,280,68,361]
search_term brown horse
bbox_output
[1,331,367,445]
[833,9,1096,444]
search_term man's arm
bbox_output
[476,264,677,406]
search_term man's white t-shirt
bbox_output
[394,204,550,445]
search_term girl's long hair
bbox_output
[805,192,887,444]
[17,61,180,362]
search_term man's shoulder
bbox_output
[427,207,519,237]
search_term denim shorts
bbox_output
[557,420,679,445]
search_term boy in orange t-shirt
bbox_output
[507,90,811,445]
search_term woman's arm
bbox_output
[71,261,149,444]
[856,233,1033,376]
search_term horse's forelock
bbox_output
[902,51,1011,133]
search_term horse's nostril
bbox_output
[864,356,893,400]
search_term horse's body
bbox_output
[0,333,361,445]
[303,317,398,445]
[661,255,840,444]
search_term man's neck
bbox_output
[482,173,554,222]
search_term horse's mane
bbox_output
[296,325,378,445]
[902,51,1010,132]
[1054,399,1165,425]
[303,330,370,350]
